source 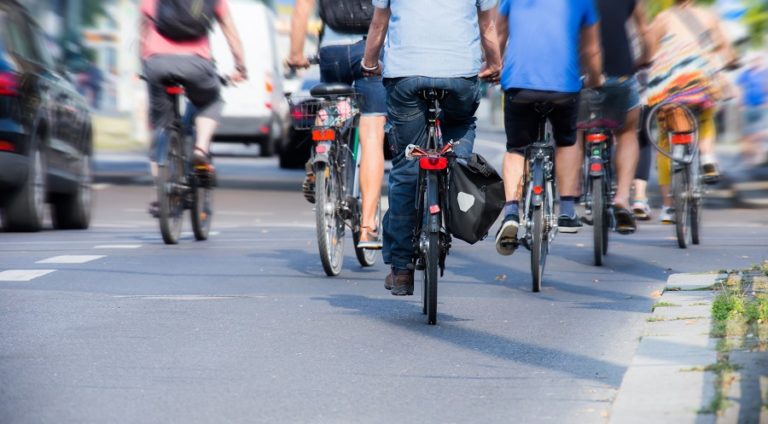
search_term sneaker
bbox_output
[385,268,414,296]
[631,200,652,221]
[558,214,583,233]
[701,162,721,185]
[659,206,675,224]
[495,214,519,256]
[613,207,637,235]
[302,161,315,204]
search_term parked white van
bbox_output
[210,0,289,156]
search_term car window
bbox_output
[5,15,40,62]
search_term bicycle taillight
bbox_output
[585,133,607,143]
[312,128,336,142]
[419,157,448,171]
[670,132,693,145]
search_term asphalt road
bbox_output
[1,130,766,423]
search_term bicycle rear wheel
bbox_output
[591,177,606,266]
[424,172,440,325]
[191,176,213,241]
[157,131,184,245]
[531,205,545,292]
[673,167,691,248]
[690,157,702,245]
[315,163,344,276]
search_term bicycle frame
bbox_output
[520,117,557,245]
[581,130,616,217]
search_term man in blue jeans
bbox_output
[362,0,501,295]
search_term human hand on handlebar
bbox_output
[479,61,501,84]
[286,54,311,70]
[228,66,247,85]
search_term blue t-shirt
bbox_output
[372,0,497,78]
[499,0,599,93]
[737,67,768,107]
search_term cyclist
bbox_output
[287,0,387,249]
[494,0,603,255]
[645,0,738,223]
[362,0,501,295]
[572,0,652,234]
[140,0,247,215]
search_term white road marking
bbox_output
[0,270,56,281]
[94,244,143,249]
[113,295,266,300]
[92,183,112,191]
[91,223,142,229]
[36,255,106,264]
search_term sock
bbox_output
[701,154,717,165]
[560,196,577,218]
[504,201,519,217]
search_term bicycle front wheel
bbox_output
[531,205,546,292]
[591,177,606,266]
[157,131,184,245]
[315,163,344,276]
[191,176,213,241]
[424,173,440,325]
[673,167,691,248]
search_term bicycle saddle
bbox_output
[419,89,447,101]
[310,83,355,99]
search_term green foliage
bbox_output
[712,291,746,321]
[746,296,768,322]
[652,301,680,311]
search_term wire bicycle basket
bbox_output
[287,94,361,131]
[644,100,701,164]
[576,84,632,130]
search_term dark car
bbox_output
[0,1,92,232]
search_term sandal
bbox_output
[613,206,637,235]
[357,226,383,250]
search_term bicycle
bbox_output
[288,77,381,276]
[500,101,561,292]
[645,100,702,249]
[576,86,631,266]
[403,88,455,325]
[152,79,221,245]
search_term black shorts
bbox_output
[503,89,579,153]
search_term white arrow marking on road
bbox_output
[0,270,56,281]
[94,245,143,249]
[36,255,106,264]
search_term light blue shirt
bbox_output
[499,0,598,93]
[372,0,497,78]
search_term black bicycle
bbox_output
[153,81,216,245]
[289,82,380,276]
[404,88,455,325]
[576,86,630,266]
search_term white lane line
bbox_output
[92,183,112,191]
[113,295,266,300]
[94,244,142,249]
[0,270,56,281]
[91,223,142,229]
[36,255,106,264]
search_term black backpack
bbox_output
[155,0,216,42]
[318,0,373,35]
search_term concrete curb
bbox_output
[610,273,722,424]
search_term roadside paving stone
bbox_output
[666,273,726,291]
[644,318,711,338]
[652,305,712,321]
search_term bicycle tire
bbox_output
[191,176,212,241]
[315,163,344,276]
[531,205,545,292]
[591,177,605,266]
[157,131,184,245]
[424,173,439,325]
[673,168,691,249]
[690,157,702,245]
[353,200,380,267]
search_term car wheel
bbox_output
[3,137,47,232]
[52,154,92,230]
[279,128,311,169]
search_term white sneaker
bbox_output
[631,200,652,221]
[659,206,675,224]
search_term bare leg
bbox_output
[556,142,582,197]
[195,116,218,154]
[633,179,648,201]
[359,115,386,232]
[502,152,526,201]
[613,108,640,209]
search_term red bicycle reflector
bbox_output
[0,141,13,151]
[586,133,607,143]
[315,144,328,154]
[590,163,603,173]
[0,71,19,96]
[312,128,335,141]
[165,86,184,95]
[419,157,448,170]
[670,133,693,145]
[532,185,543,195]
[260,125,270,134]
[429,204,441,214]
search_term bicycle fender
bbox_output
[311,142,332,165]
